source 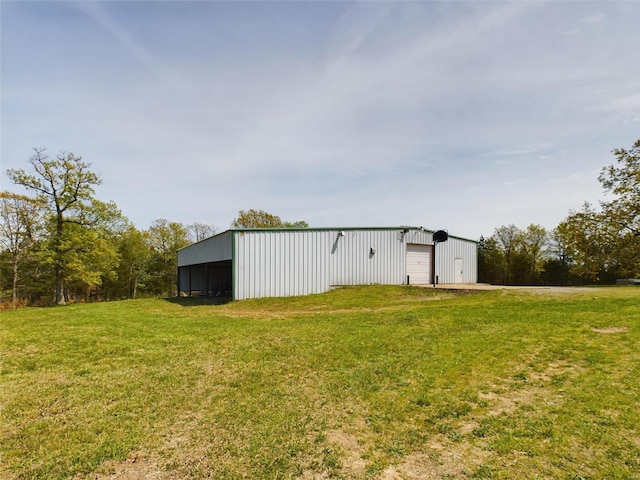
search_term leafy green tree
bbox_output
[6,148,122,304]
[491,224,521,284]
[0,192,45,306]
[477,236,505,284]
[54,221,120,302]
[510,248,533,285]
[105,226,154,299]
[598,139,640,277]
[519,224,548,285]
[558,203,610,283]
[599,139,640,237]
[146,219,190,296]
[231,209,309,228]
[558,140,640,283]
[541,224,572,285]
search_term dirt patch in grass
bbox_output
[476,361,575,415]
[380,438,489,479]
[92,413,230,479]
[326,428,368,476]
[592,326,629,334]
[90,453,169,480]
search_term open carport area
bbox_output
[177,260,232,297]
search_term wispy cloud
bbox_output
[73,2,197,97]
[580,13,606,24]
[1,1,638,238]
[483,144,554,158]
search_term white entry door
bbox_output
[406,244,431,284]
[454,258,464,283]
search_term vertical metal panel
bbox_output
[178,267,189,293]
[234,230,334,300]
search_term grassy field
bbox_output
[1,286,639,479]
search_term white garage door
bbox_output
[406,244,432,285]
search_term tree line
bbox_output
[479,139,640,286]
[2,140,638,306]
[0,148,310,307]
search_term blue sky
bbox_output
[2,1,639,240]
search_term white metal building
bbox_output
[177,227,477,300]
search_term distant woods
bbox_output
[479,139,640,286]
[2,140,639,306]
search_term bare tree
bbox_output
[0,192,44,307]
[188,222,217,242]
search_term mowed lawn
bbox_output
[1,286,639,479]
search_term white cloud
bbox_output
[2,1,639,238]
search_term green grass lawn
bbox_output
[1,286,639,479]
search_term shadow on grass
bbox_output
[164,296,233,307]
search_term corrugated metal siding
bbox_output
[234,229,434,300]
[330,230,407,285]
[177,231,232,267]
[234,230,333,300]
[434,237,478,283]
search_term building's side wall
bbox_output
[233,229,442,300]
[234,230,334,300]
[434,236,478,284]
[177,231,233,267]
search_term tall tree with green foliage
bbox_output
[599,140,640,237]
[491,224,521,284]
[558,140,640,282]
[146,219,191,296]
[52,220,120,301]
[107,226,154,299]
[541,224,572,285]
[519,224,549,285]
[599,139,640,277]
[6,148,122,304]
[477,235,505,285]
[231,209,309,228]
